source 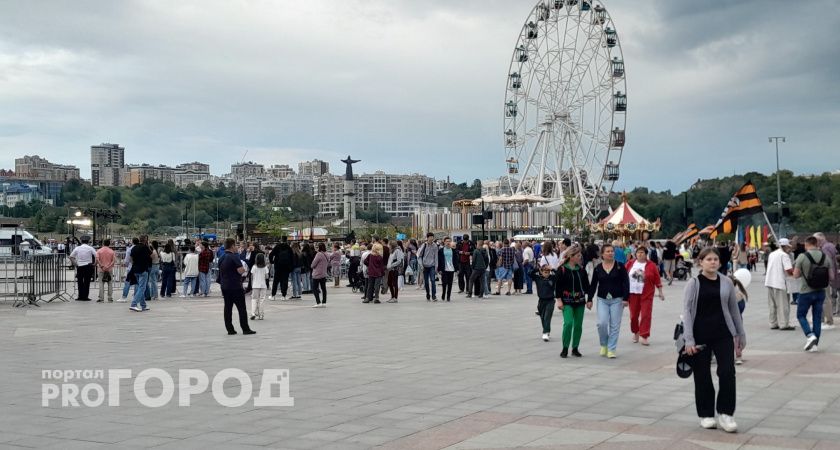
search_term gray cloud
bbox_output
[0,0,837,192]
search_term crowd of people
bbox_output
[66,230,840,433]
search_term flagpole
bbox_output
[761,211,780,243]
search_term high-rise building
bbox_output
[315,171,436,217]
[262,175,315,203]
[299,159,329,177]
[174,162,212,187]
[91,143,125,187]
[123,164,176,186]
[231,161,265,179]
[14,155,80,181]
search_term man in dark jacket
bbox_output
[468,240,487,298]
[269,237,294,300]
[457,234,474,294]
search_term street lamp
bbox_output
[769,136,786,235]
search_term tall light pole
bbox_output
[769,136,786,235]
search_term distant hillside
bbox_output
[619,170,840,236]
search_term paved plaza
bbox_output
[1,272,840,449]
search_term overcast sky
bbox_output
[1,0,838,193]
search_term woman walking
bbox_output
[364,243,385,304]
[159,242,177,297]
[437,237,456,302]
[589,244,630,358]
[386,241,404,303]
[626,246,665,345]
[310,243,329,308]
[250,253,268,320]
[555,245,591,358]
[683,248,746,433]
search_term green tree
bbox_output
[263,187,277,205]
[257,211,287,237]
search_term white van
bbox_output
[0,227,53,256]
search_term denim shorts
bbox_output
[495,267,513,280]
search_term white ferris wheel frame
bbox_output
[503,0,626,220]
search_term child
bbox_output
[250,253,269,320]
[730,275,748,365]
[531,263,557,342]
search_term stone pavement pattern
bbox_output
[1,272,839,449]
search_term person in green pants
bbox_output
[555,245,592,358]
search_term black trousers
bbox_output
[469,270,484,297]
[77,264,95,299]
[222,288,252,333]
[441,271,454,300]
[313,277,327,304]
[272,268,290,297]
[693,336,736,417]
[457,261,471,292]
[537,298,555,333]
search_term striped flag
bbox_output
[710,182,764,239]
[673,223,700,244]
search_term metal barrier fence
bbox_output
[0,254,70,307]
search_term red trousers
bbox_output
[628,293,653,338]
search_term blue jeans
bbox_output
[130,271,149,309]
[291,268,302,297]
[597,297,624,352]
[797,290,825,340]
[523,263,533,293]
[423,267,437,298]
[148,264,159,299]
[183,276,197,296]
[484,270,491,294]
[198,272,211,296]
[122,278,133,298]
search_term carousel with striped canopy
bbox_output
[589,193,661,240]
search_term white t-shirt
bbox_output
[251,265,269,283]
[523,247,534,263]
[765,249,792,290]
[70,244,97,266]
[629,260,647,294]
[183,253,199,277]
[540,253,560,269]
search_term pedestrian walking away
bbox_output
[765,239,795,330]
[95,239,115,302]
[250,253,269,319]
[792,236,831,352]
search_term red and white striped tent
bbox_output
[589,194,661,237]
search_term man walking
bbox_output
[814,232,838,328]
[69,236,97,301]
[793,236,831,351]
[457,234,474,294]
[129,236,152,312]
[468,240,487,299]
[96,239,116,302]
[417,233,439,301]
[219,238,256,335]
[523,241,535,294]
[269,236,293,300]
[494,239,515,296]
[198,241,213,297]
[765,238,795,330]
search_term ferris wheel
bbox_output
[503,0,626,220]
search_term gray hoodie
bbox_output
[682,274,747,349]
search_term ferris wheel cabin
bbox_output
[505,129,517,147]
[613,91,626,112]
[593,5,606,24]
[509,72,522,89]
[612,57,624,77]
[505,101,518,117]
[605,162,620,181]
[610,128,625,148]
[506,158,519,174]
[527,22,538,39]
[605,27,617,47]
[516,45,528,62]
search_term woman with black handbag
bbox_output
[682,247,746,433]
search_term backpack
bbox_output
[804,252,830,289]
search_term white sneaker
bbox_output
[129,306,142,312]
[116,298,127,303]
[804,334,818,351]
[717,414,737,433]
[321,304,327,308]
[542,333,549,342]
[699,417,717,429]
[268,296,274,300]
[808,345,819,353]
[822,324,835,330]
[179,294,186,298]
[312,303,320,308]
[281,296,287,301]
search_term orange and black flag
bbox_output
[709,181,764,239]
[673,223,699,244]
